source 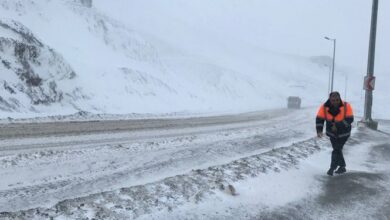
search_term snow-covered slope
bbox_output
[0,0,182,116]
[0,0,389,118]
[0,19,83,112]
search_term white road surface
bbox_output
[1,108,389,220]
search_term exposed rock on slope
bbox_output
[0,19,83,112]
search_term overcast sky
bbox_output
[94,0,389,77]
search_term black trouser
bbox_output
[330,137,348,169]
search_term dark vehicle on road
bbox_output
[287,96,301,109]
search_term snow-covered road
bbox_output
[0,108,314,212]
[1,108,389,220]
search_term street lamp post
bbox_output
[359,0,379,130]
[324,37,336,93]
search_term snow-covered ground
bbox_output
[0,108,313,212]
[153,126,390,220]
[1,108,390,219]
[1,1,390,219]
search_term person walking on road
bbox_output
[316,91,354,176]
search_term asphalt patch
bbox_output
[255,172,389,220]
[317,171,386,206]
[370,143,390,161]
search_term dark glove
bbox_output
[342,120,350,127]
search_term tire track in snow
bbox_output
[0,136,329,220]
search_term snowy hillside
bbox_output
[0,0,389,119]
[0,19,83,112]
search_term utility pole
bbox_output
[331,39,336,92]
[328,65,332,95]
[344,75,348,101]
[324,37,336,92]
[359,0,379,130]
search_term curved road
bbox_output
[0,107,315,213]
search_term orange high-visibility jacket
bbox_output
[316,101,354,139]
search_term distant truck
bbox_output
[287,96,301,109]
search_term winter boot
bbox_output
[327,168,335,176]
[335,166,346,174]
